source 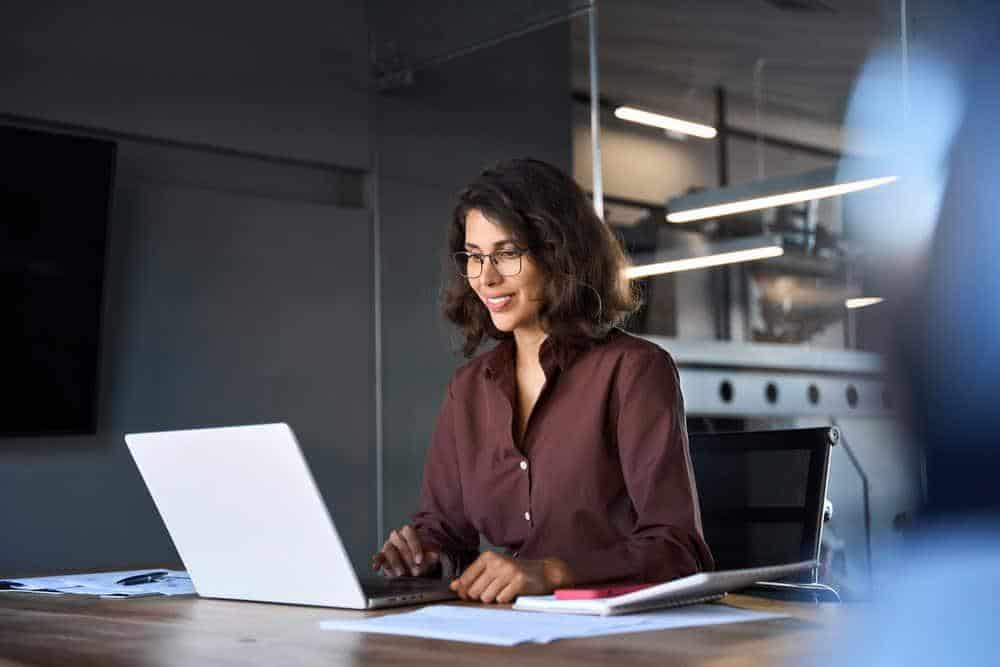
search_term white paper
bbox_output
[321,605,641,646]
[319,603,786,646]
[0,569,195,597]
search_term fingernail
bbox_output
[411,568,420,577]
[414,554,422,565]
[395,568,403,577]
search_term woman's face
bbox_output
[464,208,545,335]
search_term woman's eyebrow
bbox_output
[464,239,517,250]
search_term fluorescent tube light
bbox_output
[667,176,897,223]
[614,106,718,139]
[625,245,784,279]
[845,297,884,309]
[665,162,899,224]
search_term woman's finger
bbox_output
[386,529,415,573]
[370,552,386,572]
[380,542,406,577]
[478,576,508,604]
[463,566,497,601]
[399,525,424,566]
[495,580,521,604]
[451,554,488,598]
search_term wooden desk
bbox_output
[0,593,847,666]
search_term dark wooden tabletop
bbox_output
[0,592,849,666]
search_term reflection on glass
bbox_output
[572,3,904,347]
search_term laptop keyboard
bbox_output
[360,576,451,596]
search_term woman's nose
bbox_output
[481,258,502,285]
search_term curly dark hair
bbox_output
[442,158,640,357]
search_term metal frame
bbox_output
[645,335,890,418]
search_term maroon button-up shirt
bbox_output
[412,328,714,584]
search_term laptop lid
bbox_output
[126,423,368,608]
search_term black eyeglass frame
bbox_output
[452,248,529,279]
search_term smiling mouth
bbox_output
[484,294,513,312]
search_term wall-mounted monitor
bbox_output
[1,125,116,437]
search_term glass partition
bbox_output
[572,1,907,348]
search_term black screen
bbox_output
[1,125,116,436]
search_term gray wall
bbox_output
[0,1,375,575]
[377,24,572,538]
[1,1,370,168]
[0,149,373,576]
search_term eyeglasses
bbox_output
[452,249,527,278]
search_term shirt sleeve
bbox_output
[410,379,481,578]
[568,347,715,584]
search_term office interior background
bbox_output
[2,0,996,604]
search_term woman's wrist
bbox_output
[542,557,574,591]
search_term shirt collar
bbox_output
[483,338,513,380]
[483,335,586,381]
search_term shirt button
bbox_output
[520,460,528,470]
[524,511,531,521]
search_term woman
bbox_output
[371,158,713,603]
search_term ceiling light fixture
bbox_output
[625,244,784,280]
[845,297,884,309]
[666,165,897,223]
[614,106,718,139]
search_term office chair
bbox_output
[689,426,841,602]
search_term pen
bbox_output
[115,571,169,586]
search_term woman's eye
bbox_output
[496,251,518,260]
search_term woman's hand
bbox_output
[370,524,440,577]
[450,552,573,604]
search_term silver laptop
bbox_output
[125,423,456,609]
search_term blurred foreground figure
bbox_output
[835,523,999,666]
[842,4,1000,520]
[822,5,1000,665]
[899,17,1000,519]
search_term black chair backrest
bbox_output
[688,427,837,583]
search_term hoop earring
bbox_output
[578,280,604,322]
